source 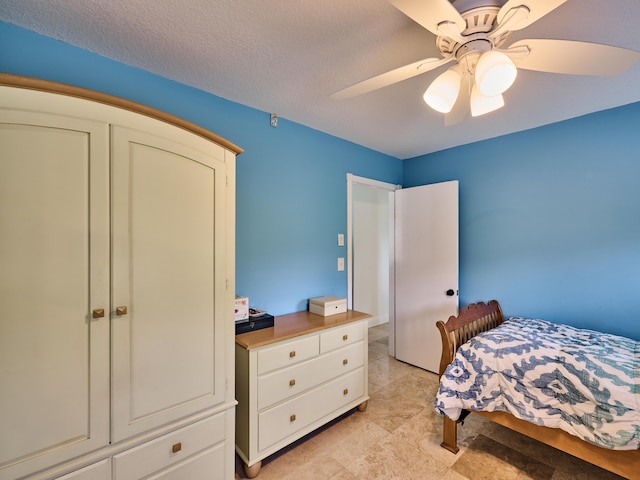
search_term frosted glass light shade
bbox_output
[423,68,461,113]
[470,85,504,116]
[475,50,517,96]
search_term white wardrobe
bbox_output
[0,76,240,480]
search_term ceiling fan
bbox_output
[330,0,640,125]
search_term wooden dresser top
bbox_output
[235,310,371,350]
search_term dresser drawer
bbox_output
[145,444,225,480]
[258,368,365,452]
[257,334,319,375]
[113,413,225,480]
[257,341,365,410]
[55,459,110,480]
[320,321,365,354]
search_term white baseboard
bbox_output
[367,314,389,329]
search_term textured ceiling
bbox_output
[2,0,640,158]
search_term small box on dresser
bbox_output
[235,296,249,321]
[235,314,275,335]
[309,296,347,316]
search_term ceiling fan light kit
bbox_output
[332,0,640,126]
[424,43,516,117]
[470,85,504,117]
[474,49,518,96]
[423,67,462,113]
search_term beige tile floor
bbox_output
[235,324,624,480]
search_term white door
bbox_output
[0,110,110,480]
[395,181,458,373]
[110,125,228,441]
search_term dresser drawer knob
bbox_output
[289,379,296,387]
[343,359,348,365]
[343,388,349,395]
[289,351,296,358]
[342,334,348,341]
[172,442,182,453]
[290,414,296,422]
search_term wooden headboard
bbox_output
[436,300,504,377]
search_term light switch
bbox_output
[337,234,344,246]
[338,258,345,271]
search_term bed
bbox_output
[434,300,640,479]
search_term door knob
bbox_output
[446,289,456,297]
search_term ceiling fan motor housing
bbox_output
[438,1,511,67]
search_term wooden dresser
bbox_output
[235,310,370,477]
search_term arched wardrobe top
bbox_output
[0,72,243,155]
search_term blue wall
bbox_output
[0,22,402,315]
[404,104,640,340]
[3,21,639,340]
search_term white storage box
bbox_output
[235,296,249,322]
[309,296,347,316]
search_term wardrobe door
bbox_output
[110,125,228,441]
[0,111,110,480]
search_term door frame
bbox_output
[346,173,400,355]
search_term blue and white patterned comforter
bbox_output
[434,317,640,450]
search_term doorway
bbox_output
[347,174,398,356]
[347,174,459,371]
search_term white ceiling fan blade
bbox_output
[444,71,470,126]
[510,39,640,75]
[330,57,453,100]
[489,6,530,41]
[497,0,567,31]
[389,0,465,37]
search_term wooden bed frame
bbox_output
[436,300,640,479]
